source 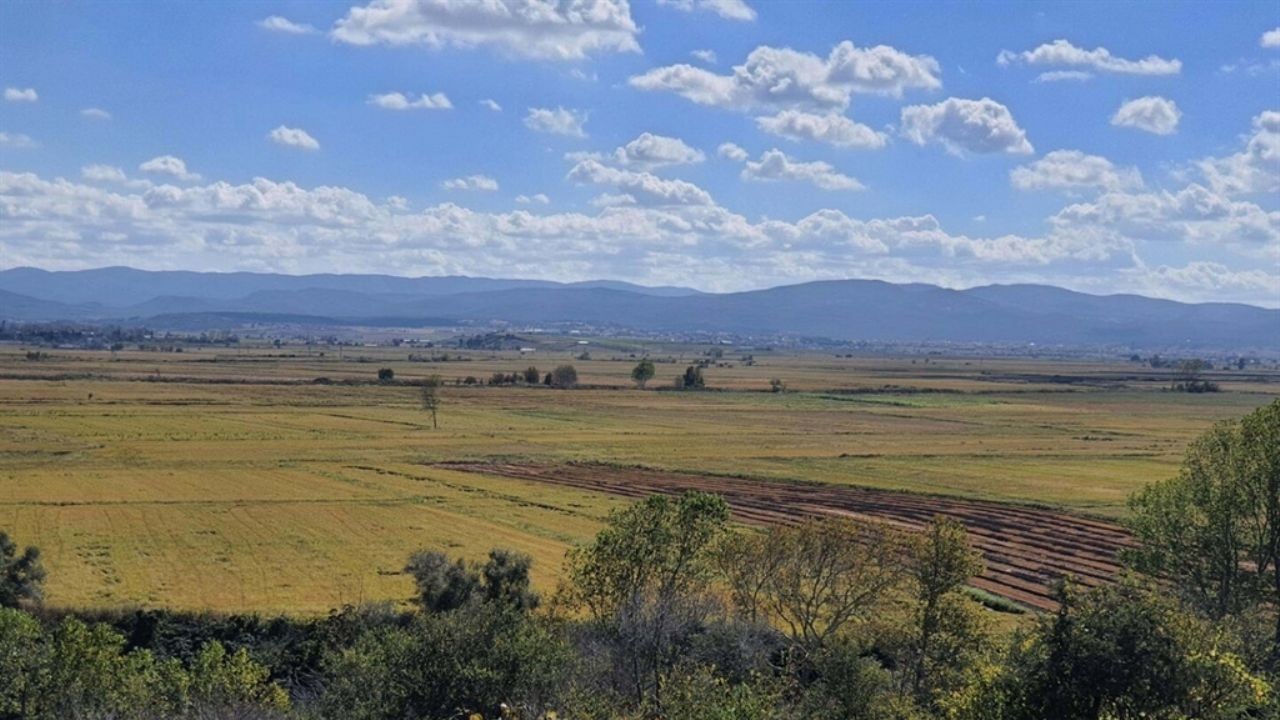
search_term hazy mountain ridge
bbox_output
[0,268,1275,350]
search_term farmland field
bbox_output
[0,342,1275,614]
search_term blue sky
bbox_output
[0,0,1277,304]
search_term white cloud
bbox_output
[593,132,705,169]
[331,0,640,60]
[0,132,37,149]
[717,142,748,161]
[480,99,502,112]
[997,39,1181,75]
[268,125,321,151]
[80,107,112,120]
[739,148,865,191]
[567,158,715,205]
[1198,110,1280,195]
[258,15,317,34]
[1011,150,1143,193]
[900,97,1034,155]
[1052,183,1280,250]
[442,174,499,191]
[81,165,128,183]
[3,87,38,103]
[139,155,201,181]
[524,107,587,137]
[368,91,453,110]
[1111,96,1180,135]
[691,49,717,64]
[755,110,887,149]
[657,0,756,22]
[0,167,1227,301]
[1034,70,1093,83]
[516,193,550,204]
[630,40,941,111]
[1261,28,1280,48]
[1141,261,1280,300]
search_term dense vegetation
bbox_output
[1,402,1276,718]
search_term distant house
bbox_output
[519,347,535,353]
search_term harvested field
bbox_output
[438,462,1136,611]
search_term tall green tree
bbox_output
[901,517,988,706]
[631,358,656,389]
[1125,399,1280,660]
[948,580,1272,720]
[567,492,730,710]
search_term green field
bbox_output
[1,343,1275,613]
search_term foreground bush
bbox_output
[0,608,288,720]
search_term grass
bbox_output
[0,344,1274,614]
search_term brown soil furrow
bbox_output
[436,461,1132,611]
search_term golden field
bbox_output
[0,342,1275,614]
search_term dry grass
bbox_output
[0,344,1274,613]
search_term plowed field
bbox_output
[439,462,1136,611]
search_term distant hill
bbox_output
[0,267,1275,350]
[0,266,702,307]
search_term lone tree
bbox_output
[0,531,45,608]
[1125,398,1280,662]
[377,367,395,383]
[419,374,442,429]
[676,365,704,390]
[550,364,578,388]
[631,358,655,389]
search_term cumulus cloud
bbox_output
[258,15,317,34]
[0,166,1236,300]
[368,91,453,110]
[4,87,38,103]
[524,107,587,137]
[441,174,499,191]
[657,0,756,22]
[717,142,748,161]
[331,0,640,60]
[80,107,112,120]
[1052,183,1280,251]
[997,39,1181,75]
[1140,261,1280,300]
[737,148,865,191]
[1111,96,1181,135]
[0,132,37,149]
[567,158,715,205]
[268,125,321,150]
[630,40,941,111]
[1011,150,1143,193]
[139,155,201,181]
[900,97,1034,155]
[516,193,550,204]
[81,165,128,183]
[578,132,705,169]
[691,49,717,64]
[1261,28,1280,48]
[755,110,887,149]
[1198,110,1280,195]
[480,99,502,112]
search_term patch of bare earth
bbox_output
[437,462,1134,611]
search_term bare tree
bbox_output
[420,375,442,429]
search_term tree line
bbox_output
[1,400,1277,719]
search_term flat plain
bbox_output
[1,342,1275,614]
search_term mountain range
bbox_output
[0,267,1275,350]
